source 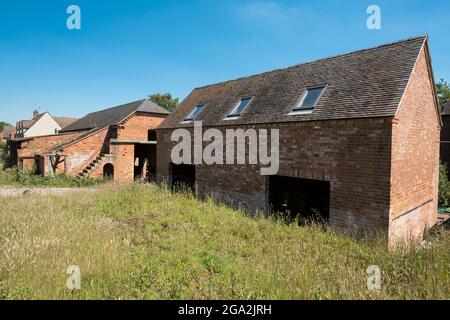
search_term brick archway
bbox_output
[103,163,114,179]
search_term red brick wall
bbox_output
[118,113,166,141]
[62,113,165,181]
[17,132,82,171]
[62,128,109,175]
[84,144,135,181]
[41,155,66,176]
[22,158,35,171]
[112,144,135,182]
[389,45,440,244]
[84,154,116,179]
[18,132,81,158]
[157,117,393,235]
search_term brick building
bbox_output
[13,99,169,182]
[156,36,441,245]
[10,132,83,171]
[440,101,450,176]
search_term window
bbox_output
[227,97,253,118]
[293,86,327,111]
[184,104,205,122]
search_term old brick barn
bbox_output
[10,99,169,182]
[156,36,441,245]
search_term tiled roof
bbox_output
[60,99,169,133]
[54,117,78,129]
[159,36,427,129]
[19,119,36,129]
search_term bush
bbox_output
[0,141,15,170]
[439,164,450,207]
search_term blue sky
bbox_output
[0,0,449,124]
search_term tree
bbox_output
[0,121,9,132]
[436,79,450,104]
[148,92,179,112]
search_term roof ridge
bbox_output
[60,98,169,132]
[84,99,145,117]
[193,35,427,91]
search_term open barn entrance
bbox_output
[268,176,330,223]
[134,143,156,181]
[170,163,196,192]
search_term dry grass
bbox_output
[0,183,449,299]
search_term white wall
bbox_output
[24,113,62,138]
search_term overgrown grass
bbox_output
[0,161,107,188]
[0,183,448,300]
[0,169,106,188]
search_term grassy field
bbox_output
[0,182,449,300]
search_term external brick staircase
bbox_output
[76,153,111,179]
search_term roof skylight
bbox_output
[293,86,326,111]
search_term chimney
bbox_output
[33,109,39,119]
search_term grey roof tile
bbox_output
[60,99,169,133]
[54,117,79,129]
[159,36,427,129]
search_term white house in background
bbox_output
[15,109,78,139]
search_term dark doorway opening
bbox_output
[170,163,196,192]
[103,163,114,179]
[148,130,157,142]
[134,144,156,181]
[269,176,330,223]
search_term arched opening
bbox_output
[103,163,114,179]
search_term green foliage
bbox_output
[0,169,106,188]
[148,92,179,112]
[0,183,449,299]
[0,144,15,170]
[198,251,226,273]
[439,164,450,207]
[0,121,8,132]
[436,79,450,104]
[2,156,15,170]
